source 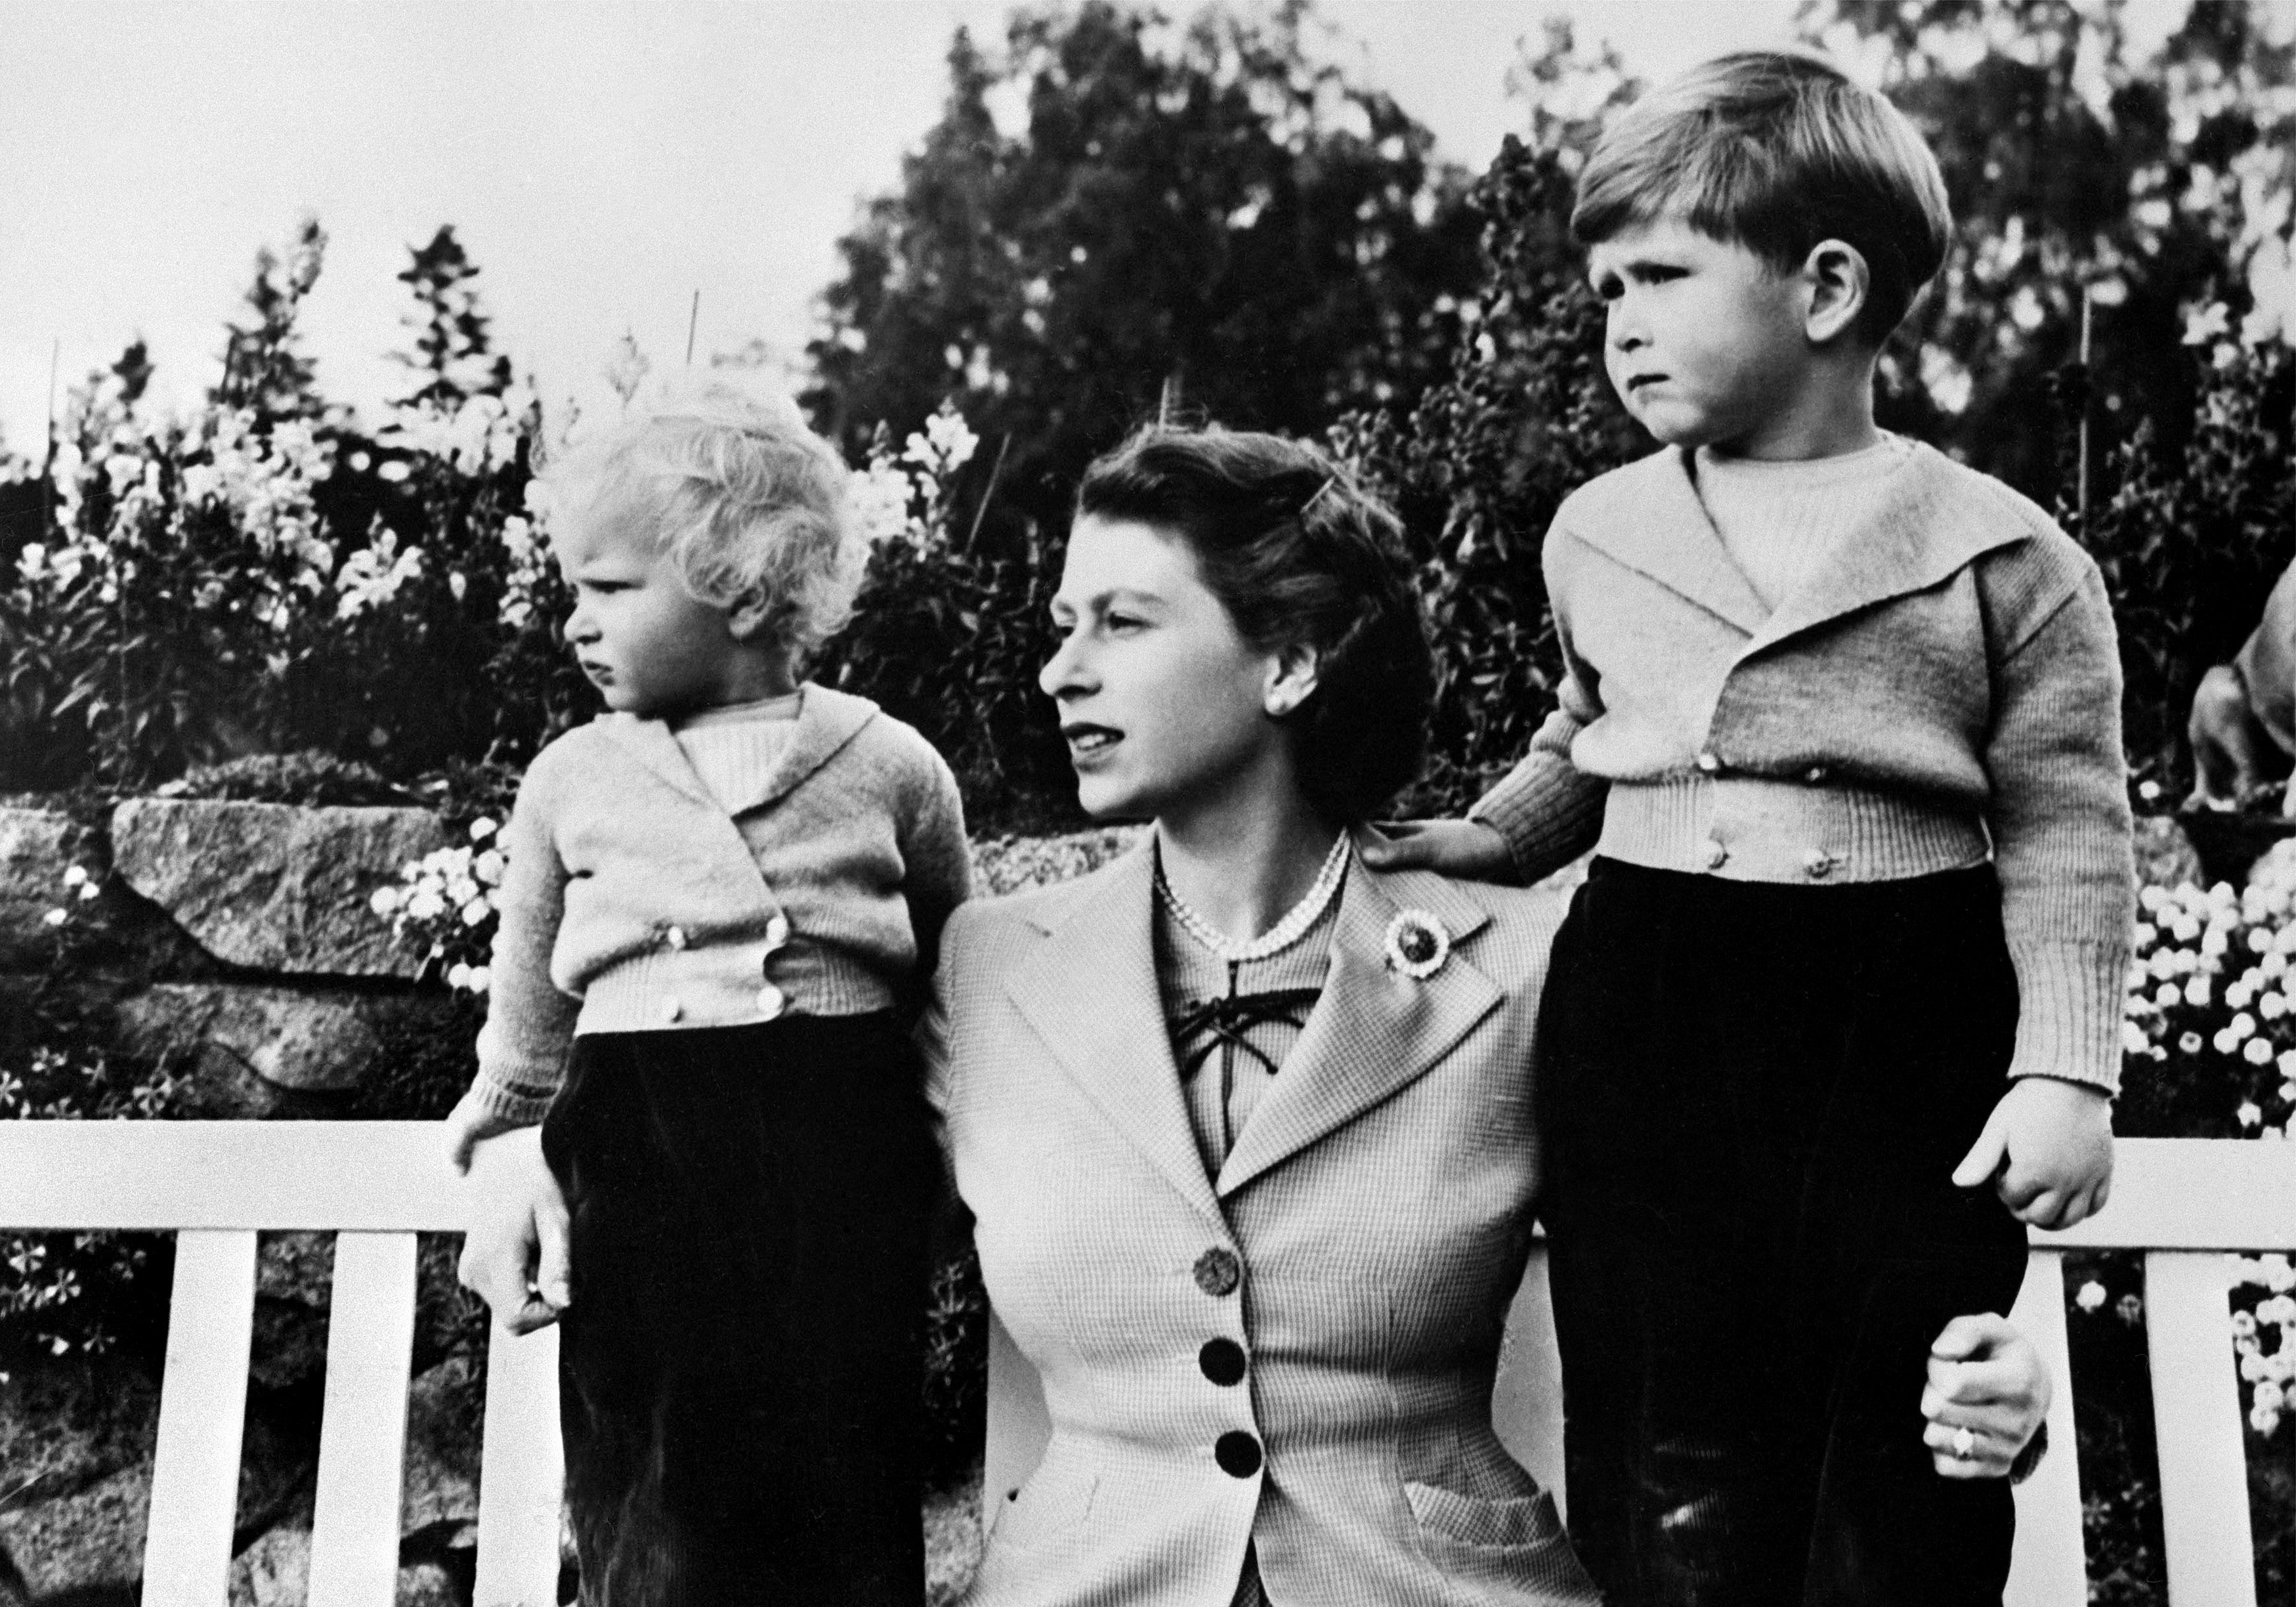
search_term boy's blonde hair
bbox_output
[1573,51,1952,345]
[545,385,865,657]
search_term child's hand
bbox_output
[444,1090,528,1174]
[1358,819,1515,881]
[1951,1077,2114,1229]
[1922,1313,2051,1479]
[455,1125,573,1335]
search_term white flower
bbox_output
[405,889,445,921]
[2139,779,2163,802]
[2075,1280,2107,1312]
[473,849,505,886]
[2186,977,2213,1008]
[446,962,473,991]
[459,897,491,928]
[61,866,87,889]
[2264,994,2287,1021]
[2235,1310,2259,1339]
[2254,1402,2283,1436]
[370,886,401,916]
[77,882,97,903]
[41,908,66,928]
[2180,1031,2204,1055]
[2247,1038,2275,1066]
[2245,1350,2272,1381]
[2255,928,2279,954]
[469,817,498,842]
[2122,1020,2150,1056]
[2241,1100,2264,1128]
[467,965,490,993]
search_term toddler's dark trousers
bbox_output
[540,1013,935,1607]
[1539,859,2030,1607]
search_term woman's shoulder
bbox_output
[1355,850,1568,990]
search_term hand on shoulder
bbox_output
[1358,818,1517,883]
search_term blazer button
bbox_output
[1193,1248,1241,1296]
[1199,1338,1247,1386]
[1703,838,1729,871]
[1214,1430,1262,1478]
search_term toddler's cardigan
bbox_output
[469,684,971,1123]
[1470,442,2136,1092]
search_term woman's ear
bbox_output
[1264,641,1321,719]
[1802,238,1872,347]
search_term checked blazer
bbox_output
[925,834,1604,1607]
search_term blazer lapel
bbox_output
[1003,844,1228,1228]
[715,683,879,818]
[1570,448,1770,637]
[1740,441,2029,659]
[1216,848,1502,1200]
[595,714,717,808]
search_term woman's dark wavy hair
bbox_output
[1074,423,1434,824]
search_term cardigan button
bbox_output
[660,997,683,1024]
[1702,838,1729,872]
[662,924,687,951]
[1804,765,1829,785]
[1193,1248,1241,1296]
[765,914,790,949]
[1695,750,1721,774]
[755,984,787,1020]
[1199,1338,1247,1386]
[1803,849,1838,879]
[1214,1430,1262,1478]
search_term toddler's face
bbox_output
[555,495,742,719]
[1587,215,1812,457]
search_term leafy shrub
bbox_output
[1335,135,1644,817]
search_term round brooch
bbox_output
[1383,909,1451,979]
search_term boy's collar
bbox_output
[1569,442,2033,655]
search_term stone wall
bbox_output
[0,799,481,1606]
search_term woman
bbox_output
[925,423,2050,1606]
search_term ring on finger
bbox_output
[1951,1426,1977,1460]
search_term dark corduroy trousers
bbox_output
[540,1014,935,1607]
[1539,859,2030,1607]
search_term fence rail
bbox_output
[1,1126,2290,1606]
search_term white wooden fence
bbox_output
[0,1126,2288,1606]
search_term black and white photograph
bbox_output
[2,1,2294,1602]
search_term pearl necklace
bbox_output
[1156,832,1351,964]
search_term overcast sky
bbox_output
[0,0,2195,448]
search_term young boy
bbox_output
[444,388,971,1606]
[1368,52,2131,1606]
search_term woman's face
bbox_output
[1040,515,1296,825]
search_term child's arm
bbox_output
[1364,632,1608,884]
[443,764,581,1328]
[1976,557,2134,1228]
[899,746,974,987]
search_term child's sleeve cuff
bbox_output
[2005,938,2131,1096]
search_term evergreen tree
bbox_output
[393,225,511,410]
[805,1,1485,536]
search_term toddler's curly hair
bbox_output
[543,385,864,657]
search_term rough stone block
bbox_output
[110,800,448,979]
[114,983,421,1094]
[0,809,83,968]
[402,1354,482,1541]
[0,1463,148,1598]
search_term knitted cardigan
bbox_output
[1470,442,2136,1092]
[468,684,971,1123]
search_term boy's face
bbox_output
[555,494,744,719]
[1587,215,1815,458]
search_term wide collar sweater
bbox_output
[1470,441,2136,1092]
[469,683,972,1124]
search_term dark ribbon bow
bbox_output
[1170,987,1325,1081]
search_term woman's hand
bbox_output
[453,1120,572,1335]
[1922,1313,2050,1479]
